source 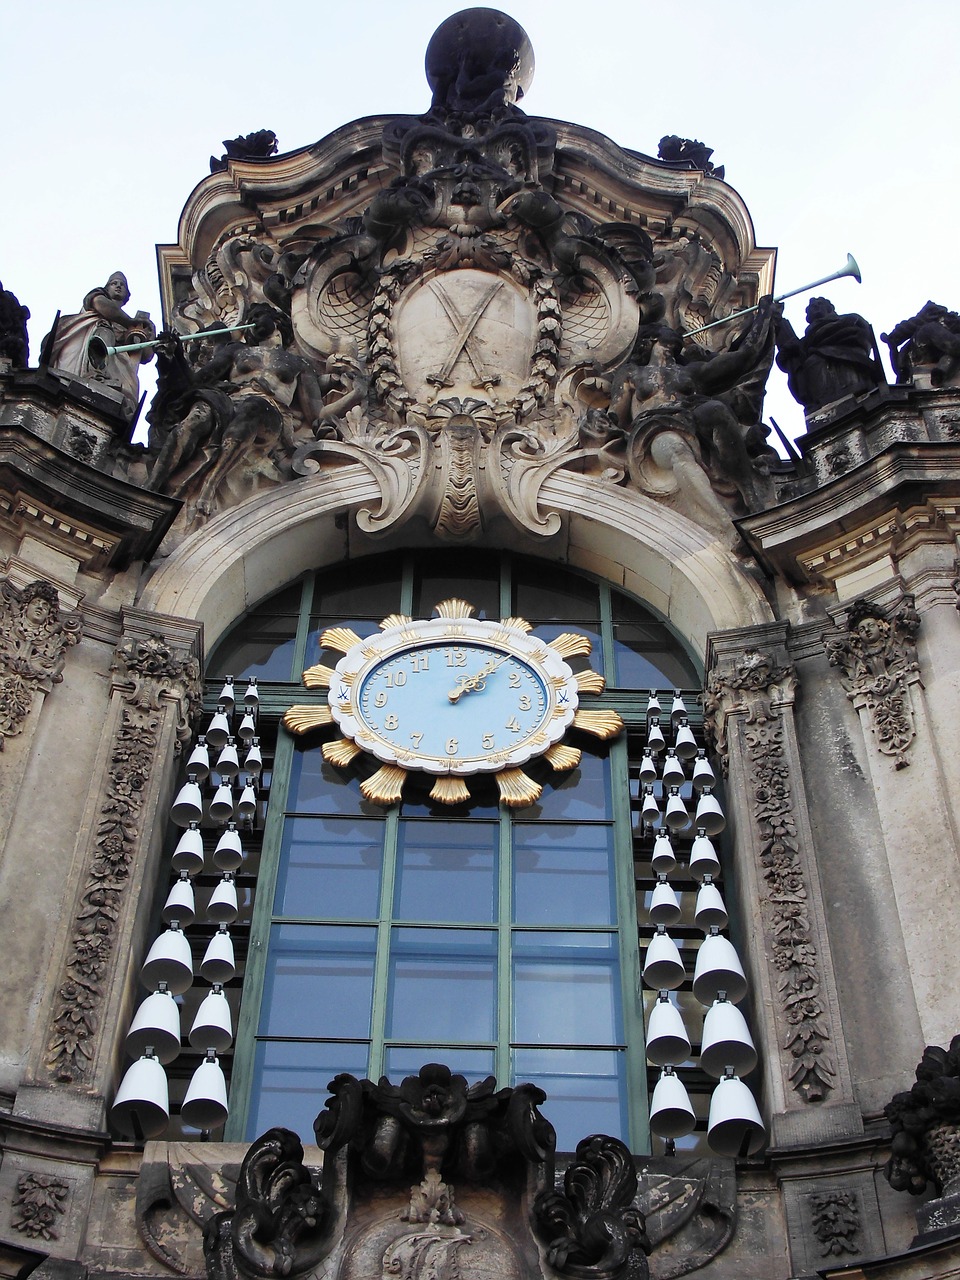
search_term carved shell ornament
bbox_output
[283,598,622,807]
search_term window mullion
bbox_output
[496,803,512,1086]
[368,805,400,1078]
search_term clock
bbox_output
[283,598,623,807]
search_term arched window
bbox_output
[159,550,719,1152]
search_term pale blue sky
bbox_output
[4,0,958,442]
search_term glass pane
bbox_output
[315,556,403,617]
[514,565,600,622]
[613,624,697,690]
[395,820,498,923]
[521,751,612,821]
[513,932,621,1045]
[516,621,604,676]
[304,617,383,670]
[259,924,376,1038]
[513,825,616,926]
[414,551,500,620]
[384,1046,496,1086]
[388,928,497,1042]
[275,817,383,919]
[248,1040,369,1143]
[288,747,372,814]
[513,1047,627,1151]
[210,615,298,682]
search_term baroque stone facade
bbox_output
[2,10,960,1280]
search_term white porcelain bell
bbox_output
[189,986,233,1051]
[215,738,239,780]
[237,712,257,742]
[688,831,721,881]
[209,780,234,823]
[692,750,716,792]
[237,779,257,819]
[161,873,196,926]
[670,691,688,724]
[171,823,204,875]
[200,926,236,984]
[661,750,685,788]
[186,737,210,782]
[649,1067,696,1138]
[707,1073,765,1157]
[638,751,657,784]
[692,931,747,1005]
[207,875,239,924]
[125,988,181,1063]
[640,786,660,826]
[217,677,236,712]
[244,739,263,777]
[642,927,685,990]
[649,876,681,926]
[181,1052,229,1130]
[674,719,698,759]
[646,691,662,718]
[243,678,259,708]
[647,718,665,754]
[111,1054,169,1139]
[140,925,193,994]
[699,997,758,1077]
[651,831,677,875]
[213,824,243,872]
[645,995,691,1066]
[170,775,203,827]
[694,877,728,929]
[205,705,231,749]
[664,786,690,832]
[695,787,725,835]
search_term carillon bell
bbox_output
[237,711,257,742]
[645,994,691,1066]
[638,750,657,784]
[692,930,747,1005]
[674,719,697,759]
[707,1072,765,1156]
[651,831,676,874]
[200,926,236,984]
[237,779,257,819]
[209,780,234,823]
[670,691,688,724]
[124,988,181,1063]
[208,874,239,924]
[664,786,690,832]
[649,876,681,926]
[215,739,240,780]
[170,775,203,827]
[642,926,685,989]
[181,1052,229,1130]
[186,737,210,782]
[213,823,244,872]
[688,831,721,880]
[140,925,193,994]
[189,986,233,1051]
[172,823,204,874]
[694,876,727,929]
[692,750,716,791]
[111,1054,169,1139]
[649,1066,696,1139]
[161,873,196,926]
[699,997,757,1077]
[244,738,263,776]
[646,691,662,718]
[216,677,236,713]
[640,785,660,826]
[647,718,665,754]
[695,787,725,835]
[205,706,231,749]
[661,749,685,788]
[243,678,259,708]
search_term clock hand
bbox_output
[447,653,509,702]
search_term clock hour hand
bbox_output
[448,653,508,702]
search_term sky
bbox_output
[4,0,959,446]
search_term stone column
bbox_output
[706,623,861,1147]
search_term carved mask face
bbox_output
[25,597,52,624]
[856,617,882,642]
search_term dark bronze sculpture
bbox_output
[657,135,725,180]
[882,300,960,387]
[210,130,279,174]
[776,296,885,413]
[0,279,30,367]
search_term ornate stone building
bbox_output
[3,10,960,1278]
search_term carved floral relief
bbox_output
[11,1172,69,1240]
[706,650,838,1102]
[0,578,81,747]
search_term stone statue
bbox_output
[0,279,30,367]
[882,300,960,388]
[424,9,534,115]
[209,129,278,174]
[0,579,82,747]
[44,272,155,418]
[776,296,884,413]
[657,135,725,180]
[145,325,235,490]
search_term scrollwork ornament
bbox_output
[705,649,837,1102]
[0,578,81,747]
[11,1172,69,1240]
[45,634,200,1081]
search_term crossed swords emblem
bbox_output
[427,278,503,392]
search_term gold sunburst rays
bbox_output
[573,708,624,740]
[544,743,582,771]
[435,598,476,619]
[360,764,408,805]
[302,663,338,689]
[575,669,606,695]
[320,626,363,654]
[283,705,334,734]
[548,632,592,659]
[322,738,362,767]
[429,775,471,805]
[496,767,543,808]
[379,613,413,631]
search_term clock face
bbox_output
[329,618,578,775]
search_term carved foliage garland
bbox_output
[705,649,837,1102]
[824,596,922,769]
[11,1172,69,1240]
[0,578,81,746]
[46,636,200,1081]
[810,1191,861,1258]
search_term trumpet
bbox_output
[89,322,255,360]
[684,254,862,338]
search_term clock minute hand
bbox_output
[447,653,508,702]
